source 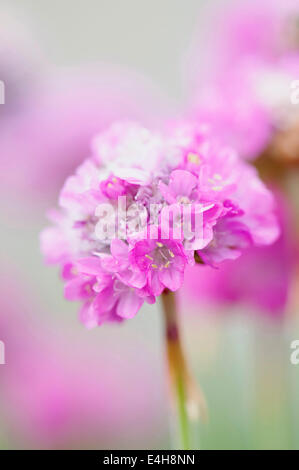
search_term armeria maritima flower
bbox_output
[185,0,299,160]
[41,121,279,327]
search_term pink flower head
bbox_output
[0,62,171,202]
[159,170,198,204]
[185,0,299,159]
[41,121,279,326]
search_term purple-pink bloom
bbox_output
[0,57,170,204]
[178,1,299,318]
[41,121,279,326]
[184,0,299,160]
[159,170,198,204]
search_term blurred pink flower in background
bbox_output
[0,267,166,449]
[0,67,172,205]
[184,0,299,159]
[0,8,173,206]
[193,0,299,75]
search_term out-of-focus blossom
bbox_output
[180,192,296,318]
[41,121,279,327]
[0,269,164,449]
[0,67,172,202]
[181,0,299,318]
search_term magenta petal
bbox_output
[100,255,121,272]
[187,225,214,250]
[159,181,176,204]
[110,239,129,260]
[92,286,116,314]
[145,294,156,304]
[64,277,91,301]
[79,301,99,329]
[94,272,113,291]
[169,170,198,197]
[159,267,184,291]
[128,270,147,288]
[116,289,144,319]
[76,257,102,275]
[149,271,164,296]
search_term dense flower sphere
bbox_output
[41,121,279,327]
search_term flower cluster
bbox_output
[179,0,299,318]
[41,121,279,327]
[187,0,299,160]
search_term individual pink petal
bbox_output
[92,285,116,314]
[159,267,184,292]
[64,277,91,301]
[110,239,129,260]
[79,301,99,329]
[148,271,164,296]
[116,289,144,319]
[159,181,176,204]
[127,270,147,289]
[100,255,122,273]
[76,257,103,276]
[169,170,198,198]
